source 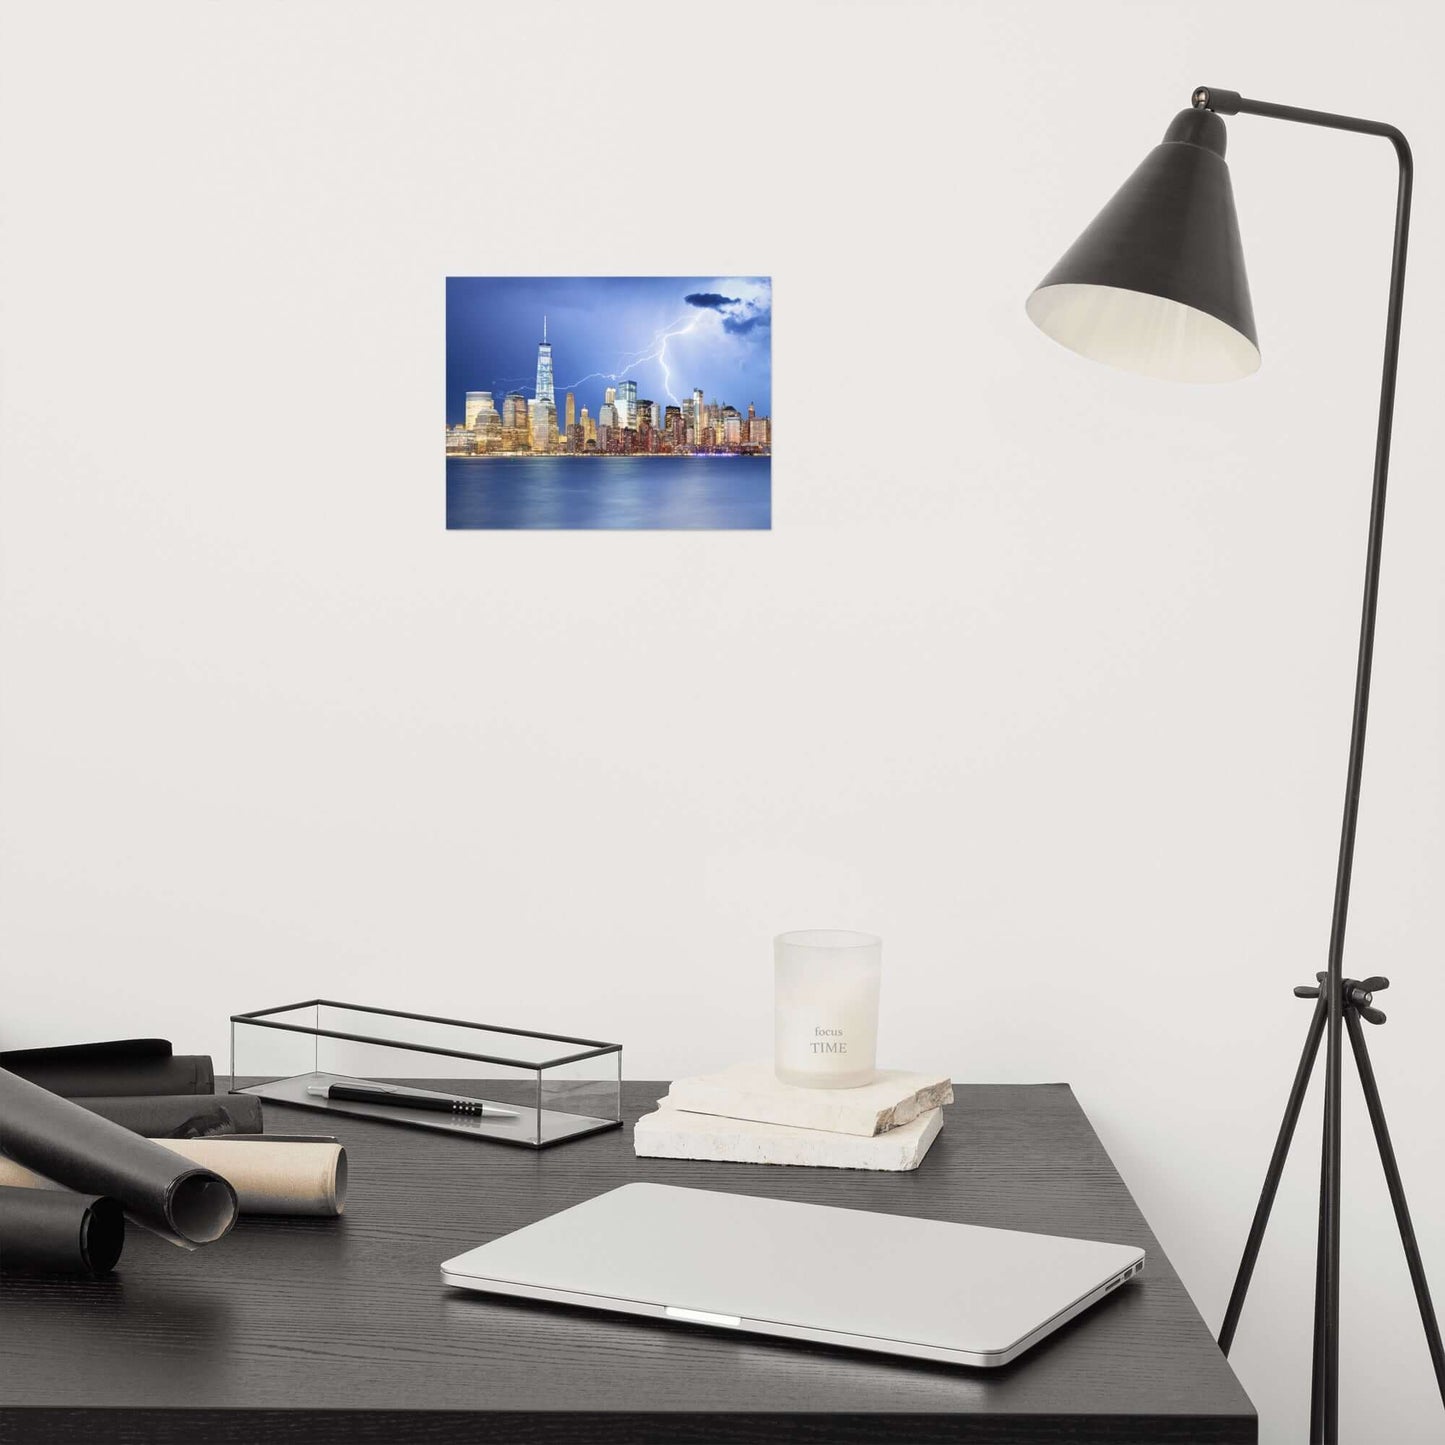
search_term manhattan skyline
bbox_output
[446,276,771,432]
[446,276,771,527]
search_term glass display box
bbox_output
[230,1000,622,1148]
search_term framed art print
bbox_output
[446,276,771,530]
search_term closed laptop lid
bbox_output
[441,1182,1144,1360]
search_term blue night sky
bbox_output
[445,276,771,426]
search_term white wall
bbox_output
[2,1,1442,1438]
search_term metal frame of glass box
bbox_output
[229,999,622,1149]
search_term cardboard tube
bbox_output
[154,1139,347,1216]
[0,1140,346,1217]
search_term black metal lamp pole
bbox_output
[1027,86,1439,1444]
[1186,88,1438,1445]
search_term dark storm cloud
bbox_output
[684,292,740,311]
[724,311,771,336]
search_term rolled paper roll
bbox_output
[0,1140,345,1217]
[153,1139,348,1217]
[0,1185,125,1277]
[71,1093,264,1139]
[0,1040,213,1097]
[0,1067,236,1249]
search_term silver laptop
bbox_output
[441,1182,1144,1367]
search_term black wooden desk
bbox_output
[0,1082,1255,1444]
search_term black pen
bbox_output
[306,1080,518,1118]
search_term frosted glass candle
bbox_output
[774,930,882,1089]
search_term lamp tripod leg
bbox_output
[1311,1056,1334,1444]
[1344,1009,1445,1406]
[1322,986,1344,1445]
[1219,992,1328,1355]
[1217,969,1439,1434]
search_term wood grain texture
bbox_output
[0,1082,1256,1444]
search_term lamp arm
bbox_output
[1195,84,1414,1444]
[1192,86,1411,159]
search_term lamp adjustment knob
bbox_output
[1192,85,1243,115]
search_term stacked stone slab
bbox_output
[633,1062,953,1171]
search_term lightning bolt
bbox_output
[561,315,700,403]
[653,319,696,405]
[610,315,689,370]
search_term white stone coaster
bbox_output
[661,1060,954,1137]
[633,1105,944,1171]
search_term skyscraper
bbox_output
[565,391,575,433]
[692,388,704,447]
[528,398,556,451]
[618,379,638,429]
[465,390,495,429]
[534,315,555,407]
[502,391,527,450]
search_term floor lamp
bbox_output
[1025,87,1443,1444]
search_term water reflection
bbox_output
[447,456,771,530]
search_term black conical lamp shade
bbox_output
[1027,108,1259,382]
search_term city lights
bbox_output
[447,314,772,459]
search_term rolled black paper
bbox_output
[0,1040,213,1097]
[0,1185,125,1277]
[0,1067,237,1249]
[71,1093,264,1138]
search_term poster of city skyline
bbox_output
[446,276,771,530]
